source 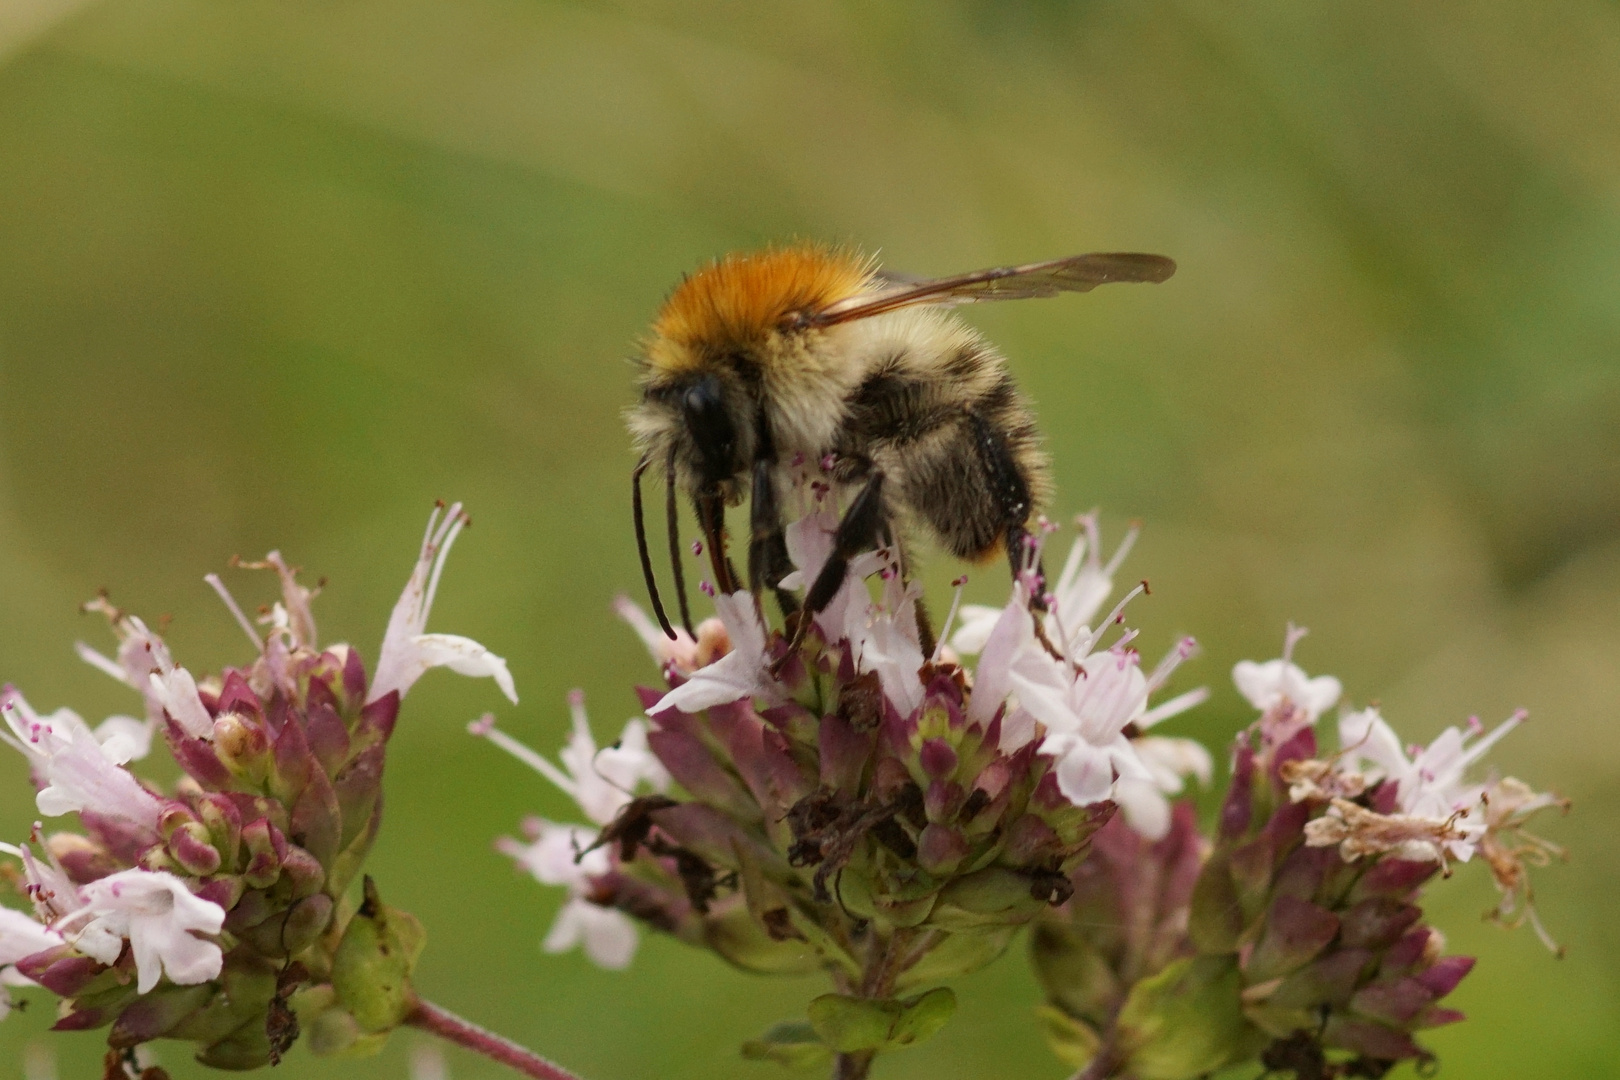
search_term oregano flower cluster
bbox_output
[0,489,1566,1080]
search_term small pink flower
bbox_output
[650,591,779,715]
[0,691,163,833]
[543,896,638,970]
[56,869,225,994]
[1232,625,1341,749]
[370,502,517,706]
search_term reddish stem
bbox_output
[407,998,586,1080]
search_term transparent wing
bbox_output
[813,252,1176,326]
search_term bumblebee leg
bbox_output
[749,456,800,619]
[892,531,936,657]
[914,594,937,660]
[785,470,888,659]
[781,471,888,660]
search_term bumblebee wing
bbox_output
[813,252,1175,326]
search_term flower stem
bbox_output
[833,1049,875,1080]
[1066,1038,1120,1080]
[407,998,586,1080]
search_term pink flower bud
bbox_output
[167,822,223,876]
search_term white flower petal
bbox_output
[501,822,606,887]
[543,898,639,970]
[612,595,699,673]
[946,604,1002,656]
[1113,776,1172,841]
[651,592,778,715]
[0,907,62,967]
[370,503,514,705]
[541,898,584,954]
[1135,735,1214,790]
[147,667,214,739]
[580,906,639,970]
[406,634,519,705]
[1338,708,1407,780]
[1050,737,1116,806]
[35,725,163,831]
[93,715,154,765]
[1232,657,1341,724]
[69,870,224,994]
[969,590,1037,728]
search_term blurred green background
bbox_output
[0,1,1616,1077]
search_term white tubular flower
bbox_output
[1323,707,1526,865]
[964,579,1056,738]
[0,893,61,1022]
[1109,640,1214,838]
[1233,657,1342,721]
[543,896,638,970]
[614,595,697,672]
[369,502,517,706]
[74,604,174,725]
[478,698,669,971]
[498,819,611,887]
[0,904,63,967]
[1232,625,1341,749]
[556,692,668,826]
[1115,735,1217,841]
[474,695,669,827]
[147,665,215,740]
[56,870,225,994]
[650,591,778,715]
[779,511,864,635]
[0,691,163,832]
[498,819,637,970]
[15,844,79,923]
[88,715,154,765]
[841,568,926,718]
[1021,648,1157,807]
[951,512,1137,656]
[945,603,1004,658]
[77,601,212,739]
[614,596,735,679]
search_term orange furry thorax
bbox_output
[646,246,873,372]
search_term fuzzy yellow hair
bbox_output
[645,245,874,373]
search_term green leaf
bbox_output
[806,988,958,1054]
[1034,1004,1102,1068]
[1188,851,1245,954]
[1116,956,1267,1080]
[703,904,823,975]
[895,925,1015,988]
[741,1020,832,1069]
[330,876,426,1035]
[808,995,895,1053]
[887,987,956,1047]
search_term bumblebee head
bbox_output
[630,245,873,497]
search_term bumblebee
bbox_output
[627,244,1175,643]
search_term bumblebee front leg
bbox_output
[784,471,888,654]
[749,456,800,619]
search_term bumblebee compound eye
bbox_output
[682,375,738,489]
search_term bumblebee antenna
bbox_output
[632,455,677,640]
[665,445,695,635]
